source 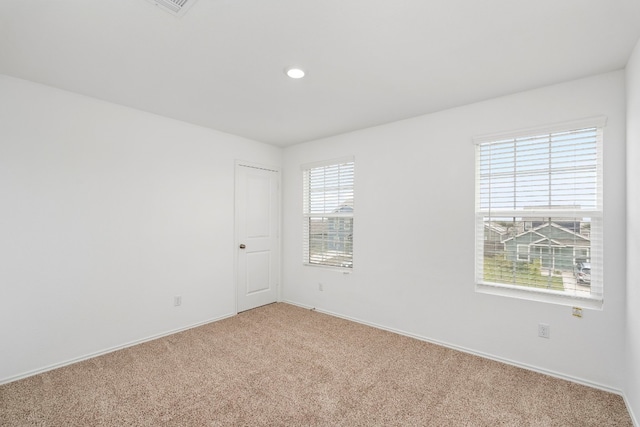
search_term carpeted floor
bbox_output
[0,303,632,426]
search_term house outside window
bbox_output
[475,118,605,307]
[303,158,354,269]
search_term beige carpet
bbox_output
[0,303,632,426]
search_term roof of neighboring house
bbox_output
[529,237,565,247]
[333,198,354,213]
[484,223,508,234]
[503,222,590,246]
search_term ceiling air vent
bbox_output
[146,0,198,16]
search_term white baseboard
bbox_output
[623,393,639,427]
[0,312,236,386]
[282,300,624,396]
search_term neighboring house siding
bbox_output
[502,223,590,271]
[328,203,353,253]
[484,225,506,257]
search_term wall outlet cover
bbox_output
[538,323,550,338]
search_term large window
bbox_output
[475,118,604,305]
[303,158,354,268]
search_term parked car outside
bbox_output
[574,262,591,285]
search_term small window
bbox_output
[517,245,530,262]
[302,158,354,269]
[475,118,604,306]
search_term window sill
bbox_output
[476,282,603,310]
[303,263,353,274]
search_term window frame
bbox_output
[474,117,605,308]
[302,157,355,270]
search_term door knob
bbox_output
[239,244,246,249]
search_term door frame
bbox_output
[234,160,281,314]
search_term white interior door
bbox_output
[236,164,279,312]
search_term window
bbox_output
[517,245,530,262]
[475,118,605,306]
[303,158,354,268]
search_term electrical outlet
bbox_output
[174,296,182,307]
[318,282,324,292]
[538,323,550,339]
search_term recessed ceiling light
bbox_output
[286,68,305,79]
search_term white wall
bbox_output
[282,71,627,391]
[0,75,281,383]
[626,38,640,424]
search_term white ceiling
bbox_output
[1,0,639,146]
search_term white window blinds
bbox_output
[475,118,604,303]
[303,158,354,268]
